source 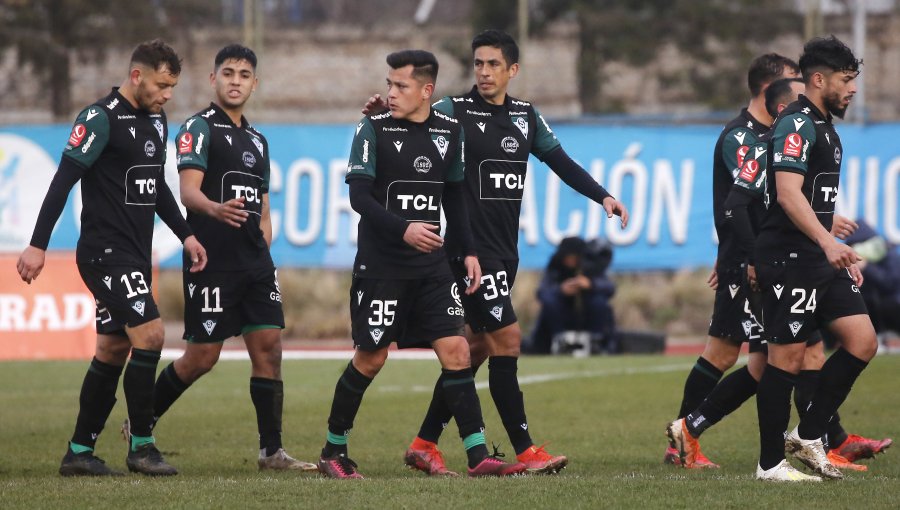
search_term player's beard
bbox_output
[824,89,849,119]
[136,84,162,114]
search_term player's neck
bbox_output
[805,92,828,118]
[118,80,141,111]
[405,104,431,123]
[219,103,245,127]
[481,89,507,106]
[747,96,773,127]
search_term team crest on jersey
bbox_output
[370,328,384,344]
[144,140,156,158]
[742,320,753,337]
[413,156,432,173]
[203,319,217,335]
[251,135,264,156]
[432,135,449,159]
[242,151,256,168]
[501,136,519,154]
[178,133,193,154]
[788,320,803,337]
[188,283,196,298]
[102,275,112,290]
[834,147,841,164]
[490,305,504,321]
[512,116,528,138]
[131,299,146,317]
[153,119,164,141]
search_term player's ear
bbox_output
[252,76,259,93]
[422,82,434,100]
[508,62,519,79]
[130,66,143,86]
[209,71,216,87]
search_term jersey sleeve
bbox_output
[431,96,455,116]
[531,107,561,160]
[346,117,377,181]
[771,113,817,174]
[720,127,757,177]
[260,134,271,193]
[175,117,211,171]
[733,141,768,196]
[447,126,465,183]
[62,106,110,168]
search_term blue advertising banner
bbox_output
[2,122,899,270]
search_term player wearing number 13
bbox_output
[16,40,207,477]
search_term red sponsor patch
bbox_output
[739,159,759,182]
[736,145,749,169]
[784,133,803,157]
[68,124,87,147]
[178,132,193,154]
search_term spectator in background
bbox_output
[529,237,617,354]
[846,220,900,335]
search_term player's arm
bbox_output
[260,193,273,248]
[442,128,481,293]
[155,175,206,272]
[179,169,248,227]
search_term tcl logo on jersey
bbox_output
[784,133,803,157]
[135,178,156,194]
[178,133,193,154]
[736,145,749,169]
[738,159,759,182]
[386,180,443,223]
[222,171,264,216]
[489,173,525,190]
[67,124,87,148]
[479,160,527,201]
[124,165,160,205]
[231,185,261,204]
[811,172,840,213]
[397,194,439,211]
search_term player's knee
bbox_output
[353,349,387,377]
[489,324,522,357]
[702,338,740,370]
[95,334,131,364]
[440,338,472,370]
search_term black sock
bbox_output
[151,362,190,429]
[71,357,124,449]
[251,377,284,456]
[793,369,819,420]
[686,365,757,438]
[441,368,488,468]
[756,364,796,471]
[826,412,848,450]
[416,373,453,443]
[123,348,161,439]
[488,356,532,455]
[798,348,868,441]
[323,362,372,457]
[677,356,724,418]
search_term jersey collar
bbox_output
[468,85,509,112]
[110,87,143,116]
[797,95,832,123]
[207,102,248,128]
[739,108,769,133]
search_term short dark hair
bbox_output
[130,39,182,76]
[215,44,258,71]
[747,53,799,96]
[386,50,439,83]
[764,78,803,118]
[471,29,519,66]
[799,35,862,83]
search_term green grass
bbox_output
[1,354,898,509]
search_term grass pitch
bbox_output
[1,353,898,509]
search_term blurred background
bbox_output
[2,0,900,356]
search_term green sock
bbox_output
[130,434,155,452]
[69,441,93,454]
[463,432,486,450]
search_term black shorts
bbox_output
[350,274,465,351]
[452,257,518,333]
[708,268,763,346]
[77,263,160,335]
[183,266,285,343]
[757,261,868,345]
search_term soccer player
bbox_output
[16,40,206,477]
[753,35,874,482]
[668,78,890,472]
[146,45,316,472]
[317,49,525,479]
[365,29,627,476]
[663,53,800,469]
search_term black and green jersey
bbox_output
[757,95,843,265]
[734,132,770,204]
[712,108,769,269]
[346,108,464,279]
[63,88,170,265]
[175,103,273,271]
[432,86,560,260]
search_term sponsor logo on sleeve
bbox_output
[67,124,87,148]
[178,133,193,154]
[362,139,370,162]
[81,132,97,154]
[202,109,215,118]
[106,98,119,110]
[736,145,749,169]
[195,133,205,155]
[783,133,803,157]
[738,159,759,182]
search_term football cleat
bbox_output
[404,440,459,477]
[318,452,363,479]
[258,448,318,471]
[467,456,527,477]
[832,434,892,462]
[59,446,124,477]
[663,445,682,466]
[785,426,842,480]
[126,443,178,476]
[515,444,568,474]
[826,450,867,472]
[756,459,822,482]
[666,418,719,469]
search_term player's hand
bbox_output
[747,264,759,292]
[403,222,443,253]
[602,196,629,228]
[574,274,592,290]
[831,214,858,240]
[822,238,861,269]
[362,94,388,115]
[212,197,249,228]
[707,268,718,290]
[463,256,482,294]
[560,278,581,296]
[16,245,46,284]
[848,263,864,287]
[183,235,208,273]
